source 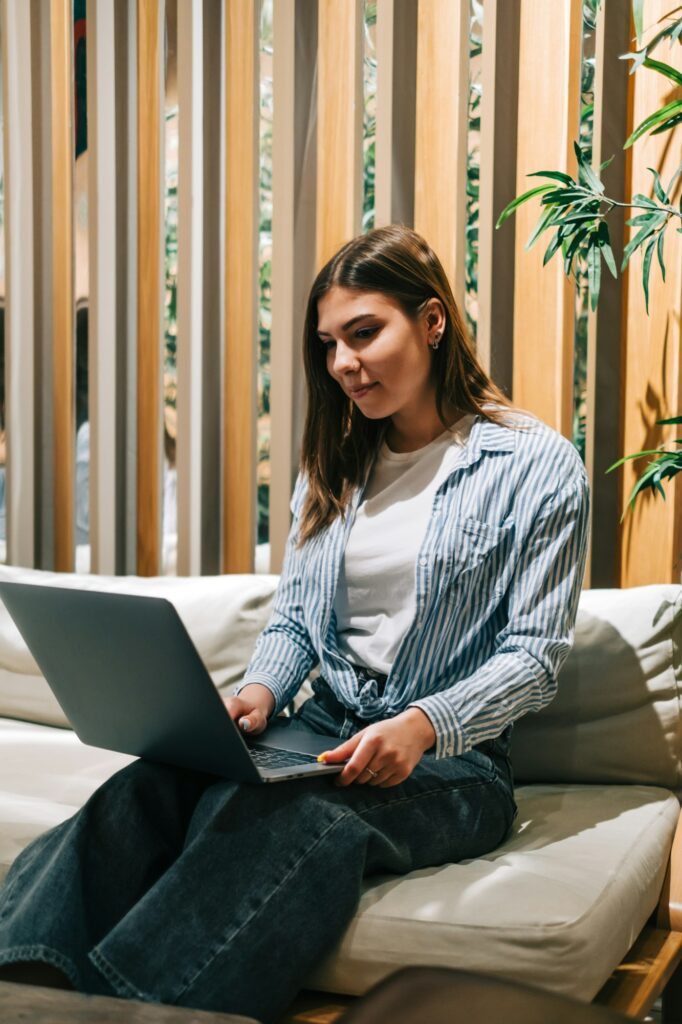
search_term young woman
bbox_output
[0,225,590,1022]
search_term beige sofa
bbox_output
[0,564,680,1019]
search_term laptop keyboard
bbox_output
[248,746,320,769]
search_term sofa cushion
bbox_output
[0,565,279,728]
[306,783,679,1002]
[511,584,682,790]
[0,717,677,1003]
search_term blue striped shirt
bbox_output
[239,408,591,759]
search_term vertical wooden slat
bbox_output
[223,0,259,573]
[31,0,54,570]
[374,0,417,229]
[512,0,582,435]
[583,2,631,589]
[477,0,520,399]
[176,0,203,576]
[269,0,318,573]
[414,0,468,308]
[116,0,138,576]
[87,0,119,574]
[2,0,36,567]
[316,0,363,268]
[620,1,682,586]
[136,0,164,576]
[50,0,75,572]
[199,0,222,574]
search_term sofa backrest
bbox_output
[510,584,682,790]
[0,565,279,728]
[0,566,679,791]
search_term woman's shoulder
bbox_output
[482,403,588,493]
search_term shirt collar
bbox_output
[465,409,518,466]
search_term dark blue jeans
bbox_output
[0,677,517,1023]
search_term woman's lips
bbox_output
[349,383,378,398]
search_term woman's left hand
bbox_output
[318,708,437,788]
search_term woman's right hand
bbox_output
[223,683,276,737]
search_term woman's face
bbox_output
[316,286,443,423]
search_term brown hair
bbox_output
[297,224,531,545]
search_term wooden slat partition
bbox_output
[620,0,682,586]
[223,0,259,573]
[199,0,222,575]
[374,0,417,230]
[583,2,631,588]
[2,0,36,567]
[87,0,119,575]
[136,0,164,576]
[512,0,582,435]
[316,0,363,268]
[477,0,520,399]
[414,0,468,309]
[176,0,204,576]
[269,0,318,573]
[50,0,75,571]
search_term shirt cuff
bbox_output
[233,674,293,718]
[406,694,468,759]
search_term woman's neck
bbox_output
[385,404,466,454]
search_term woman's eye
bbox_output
[321,339,336,350]
[356,327,377,339]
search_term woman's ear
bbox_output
[423,297,446,337]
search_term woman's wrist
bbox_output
[400,706,437,752]
[237,682,276,718]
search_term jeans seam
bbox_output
[88,945,149,1001]
[0,944,80,989]
[173,808,356,1002]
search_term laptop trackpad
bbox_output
[252,717,338,757]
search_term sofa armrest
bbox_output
[657,805,682,932]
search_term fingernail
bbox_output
[239,718,251,732]
[317,753,328,763]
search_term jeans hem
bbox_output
[88,946,154,1002]
[0,944,80,989]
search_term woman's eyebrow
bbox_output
[317,314,378,337]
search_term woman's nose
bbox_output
[332,341,360,374]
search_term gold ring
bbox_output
[365,767,379,779]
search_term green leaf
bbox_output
[543,230,563,266]
[527,170,575,186]
[642,235,656,314]
[525,205,556,250]
[643,57,682,88]
[631,193,661,209]
[627,212,660,226]
[606,449,672,473]
[539,187,589,206]
[625,99,682,147]
[648,166,669,203]
[650,110,682,136]
[574,140,605,194]
[596,221,617,278]
[622,212,667,269]
[599,155,615,172]
[587,238,602,311]
[632,0,644,41]
[495,184,555,228]
[560,211,601,224]
[656,228,666,283]
[656,416,682,426]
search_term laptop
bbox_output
[0,581,346,784]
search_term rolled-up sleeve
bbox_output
[407,468,591,759]
[234,473,319,715]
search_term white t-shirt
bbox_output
[333,413,476,674]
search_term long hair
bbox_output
[297,224,531,545]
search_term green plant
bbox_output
[495,1,682,525]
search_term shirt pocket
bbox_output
[440,515,515,609]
